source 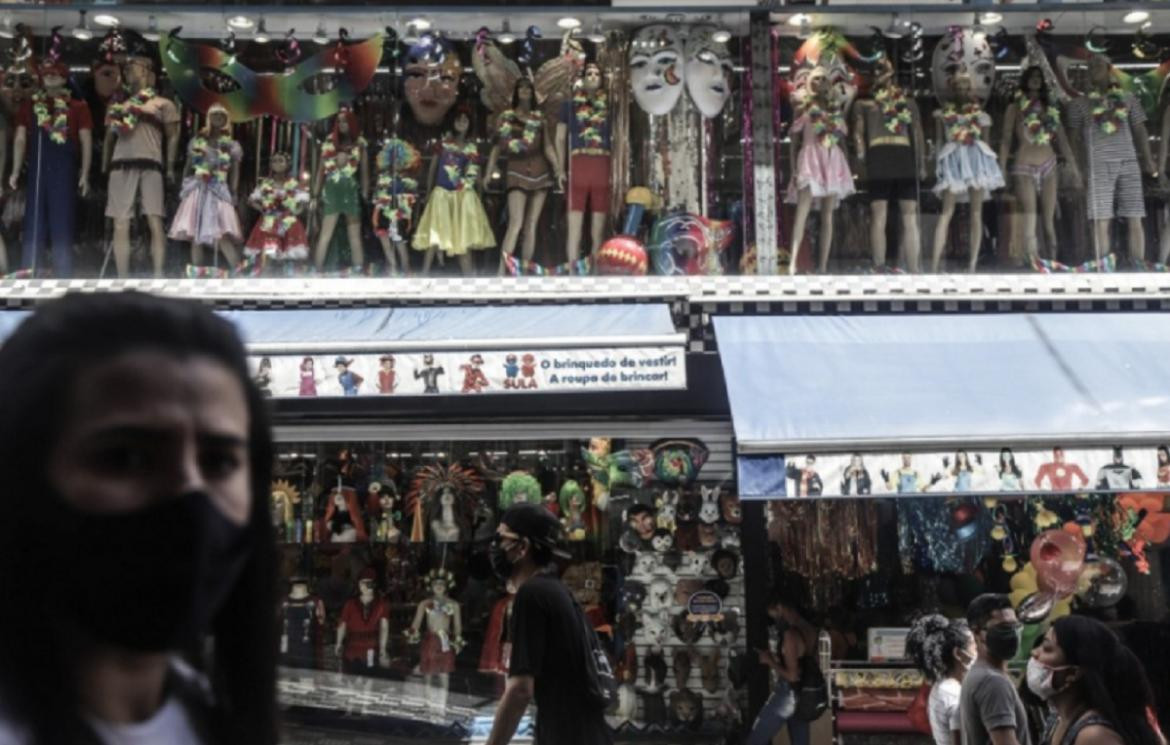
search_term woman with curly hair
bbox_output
[907,614,977,745]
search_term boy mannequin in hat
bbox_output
[9,58,93,277]
[102,44,180,277]
[486,502,613,745]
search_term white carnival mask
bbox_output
[684,25,733,118]
[931,28,996,104]
[630,24,686,115]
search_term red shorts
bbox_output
[568,153,610,213]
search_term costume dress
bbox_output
[245,176,310,260]
[412,138,495,256]
[169,135,243,244]
[321,137,366,217]
[787,102,855,202]
[934,102,1004,198]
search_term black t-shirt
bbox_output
[509,573,613,745]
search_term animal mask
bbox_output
[630,24,686,115]
[647,578,673,612]
[699,648,722,693]
[618,580,647,612]
[698,485,721,524]
[720,491,742,525]
[670,688,704,726]
[651,529,675,553]
[672,648,693,689]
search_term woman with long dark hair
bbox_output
[906,614,977,745]
[1028,615,1163,745]
[0,292,278,744]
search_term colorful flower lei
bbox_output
[807,102,846,149]
[374,173,419,225]
[496,109,543,156]
[321,137,364,182]
[875,86,913,137]
[573,89,608,150]
[106,87,155,137]
[1016,92,1061,147]
[1088,85,1128,136]
[255,177,308,234]
[189,135,235,185]
[441,138,481,191]
[31,91,70,145]
[942,102,984,146]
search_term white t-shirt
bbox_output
[0,696,202,745]
[928,678,962,745]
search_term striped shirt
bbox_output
[1067,91,1146,163]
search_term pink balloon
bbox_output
[1030,529,1086,596]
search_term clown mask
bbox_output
[684,25,733,118]
[404,36,462,126]
[630,24,685,115]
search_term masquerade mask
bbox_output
[631,24,686,115]
[932,27,996,104]
[684,25,733,118]
[161,31,382,122]
[404,34,462,126]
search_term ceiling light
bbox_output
[409,17,431,31]
[711,28,732,44]
[787,13,812,27]
[883,15,904,39]
[313,22,328,45]
[142,15,160,42]
[586,21,606,44]
[72,10,93,41]
[1142,20,1154,30]
[979,12,1003,24]
[93,13,119,28]
[0,17,14,39]
[1124,10,1150,24]
[498,20,516,45]
[558,17,582,30]
[227,15,254,31]
[254,18,269,44]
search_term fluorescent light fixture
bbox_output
[313,22,328,45]
[498,20,516,45]
[711,28,732,43]
[558,16,582,30]
[254,18,269,44]
[409,17,431,31]
[93,13,119,28]
[227,15,254,31]
[979,12,1003,24]
[72,10,93,40]
[142,15,160,42]
[1124,10,1150,24]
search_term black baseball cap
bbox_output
[500,502,571,559]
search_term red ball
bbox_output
[597,235,649,276]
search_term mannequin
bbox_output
[9,59,93,277]
[999,66,1080,265]
[312,108,368,271]
[486,78,561,271]
[373,129,420,274]
[1069,53,1155,263]
[245,151,310,264]
[788,67,855,274]
[407,569,464,712]
[323,485,369,543]
[336,569,391,674]
[851,58,925,272]
[413,106,495,274]
[931,73,1004,272]
[556,63,611,263]
[102,52,180,277]
[429,487,461,543]
[281,577,325,669]
[168,103,242,267]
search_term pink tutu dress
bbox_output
[169,135,244,245]
[787,103,855,202]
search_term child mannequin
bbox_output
[168,103,243,267]
[407,569,464,712]
[244,151,310,265]
[372,132,421,274]
[312,108,368,271]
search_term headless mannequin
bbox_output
[851,60,925,271]
[312,113,368,271]
[182,109,241,267]
[409,578,463,712]
[556,64,609,263]
[998,67,1079,265]
[931,75,992,273]
[789,69,843,274]
[1071,54,1155,264]
[102,58,179,278]
[486,79,561,272]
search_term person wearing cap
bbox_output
[9,58,93,277]
[485,502,613,745]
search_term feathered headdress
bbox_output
[407,464,484,542]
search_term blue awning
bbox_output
[715,312,1170,455]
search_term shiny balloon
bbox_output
[1017,591,1057,624]
[1077,557,1128,608]
[1030,529,1086,596]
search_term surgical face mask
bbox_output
[1026,658,1072,700]
[956,651,975,672]
[984,622,1023,661]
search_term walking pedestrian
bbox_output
[962,594,1032,745]
[906,614,977,745]
[745,595,822,745]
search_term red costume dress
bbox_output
[339,597,390,667]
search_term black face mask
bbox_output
[984,623,1022,661]
[56,491,251,652]
[489,537,517,581]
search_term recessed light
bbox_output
[979,12,1002,24]
[227,15,254,31]
[72,10,93,40]
[1124,10,1150,24]
[93,14,119,28]
[409,17,431,31]
[558,17,582,30]
[254,18,269,44]
[711,28,732,44]
[787,13,812,27]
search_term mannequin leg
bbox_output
[378,235,397,272]
[1126,217,1145,265]
[113,218,132,277]
[899,200,922,273]
[146,215,167,278]
[0,234,7,273]
[1160,207,1170,264]
[788,188,814,275]
[345,215,364,268]
[588,211,606,257]
[421,246,437,275]
[1039,170,1059,261]
[436,672,449,711]
[457,253,473,275]
[869,199,889,267]
[314,214,340,270]
[817,196,837,273]
[968,189,985,273]
[218,238,240,267]
[191,242,205,266]
[1014,174,1039,264]
[566,210,585,263]
[1092,219,1110,261]
[500,190,527,259]
[522,190,549,263]
[931,191,958,272]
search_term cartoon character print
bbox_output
[377,355,397,394]
[503,353,539,390]
[460,353,489,394]
[932,27,996,104]
[520,354,538,388]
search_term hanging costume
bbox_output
[412,138,495,256]
[168,133,243,245]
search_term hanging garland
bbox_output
[106,87,155,136]
[31,91,70,145]
[255,178,308,235]
[942,102,984,146]
[188,134,235,185]
[875,86,913,137]
[496,109,543,156]
[373,173,419,225]
[440,138,481,191]
[573,88,608,150]
[806,102,846,149]
[321,138,364,182]
[1088,85,1128,135]
[1016,93,1062,146]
